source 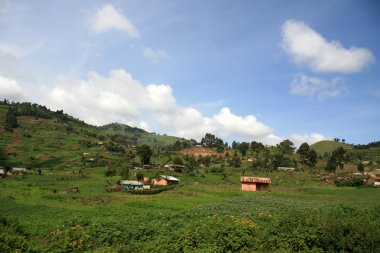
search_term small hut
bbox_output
[240,176,271,192]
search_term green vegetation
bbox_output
[311,140,352,155]
[1,101,380,252]
[98,122,189,147]
[1,168,379,252]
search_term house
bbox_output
[240,176,271,192]
[278,167,295,172]
[164,164,186,171]
[368,176,380,187]
[151,175,180,186]
[12,168,27,174]
[0,169,4,178]
[119,180,144,190]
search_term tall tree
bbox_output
[297,142,310,161]
[137,144,153,165]
[308,149,318,167]
[237,142,250,157]
[325,147,346,173]
[4,106,18,132]
[277,139,295,155]
[250,141,264,152]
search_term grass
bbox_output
[311,140,352,155]
[1,167,379,252]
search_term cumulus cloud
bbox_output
[281,20,374,73]
[0,75,27,101]
[291,133,330,148]
[42,69,279,144]
[143,47,169,63]
[88,4,139,37]
[290,74,347,100]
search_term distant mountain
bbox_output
[310,140,352,155]
[98,122,188,147]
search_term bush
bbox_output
[335,178,365,187]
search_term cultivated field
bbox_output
[1,168,379,252]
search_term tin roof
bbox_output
[161,175,180,181]
[240,176,271,184]
[119,180,142,186]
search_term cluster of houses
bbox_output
[117,175,180,191]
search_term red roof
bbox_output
[240,176,271,184]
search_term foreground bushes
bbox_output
[2,196,380,252]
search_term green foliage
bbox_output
[357,162,364,173]
[237,142,250,157]
[277,139,295,155]
[137,144,153,165]
[136,170,144,181]
[4,106,19,131]
[325,147,346,173]
[0,217,30,252]
[201,133,225,149]
[335,178,365,187]
[311,140,351,156]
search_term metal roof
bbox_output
[160,175,180,181]
[240,176,271,184]
[119,180,142,186]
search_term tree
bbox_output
[277,139,295,155]
[357,163,364,173]
[105,163,117,180]
[250,141,264,152]
[136,144,153,165]
[325,147,346,173]
[229,152,241,168]
[201,133,225,149]
[5,106,18,132]
[237,142,249,157]
[297,143,310,161]
[271,153,294,169]
[118,163,130,179]
[308,149,318,167]
[136,170,144,182]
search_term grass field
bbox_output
[1,168,379,252]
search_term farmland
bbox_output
[1,101,380,252]
[1,167,380,252]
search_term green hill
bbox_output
[0,101,190,168]
[311,140,352,155]
[98,123,188,147]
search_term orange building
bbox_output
[151,175,180,186]
[240,176,271,192]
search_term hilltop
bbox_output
[98,122,188,147]
[310,140,352,155]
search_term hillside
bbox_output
[0,102,189,168]
[98,122,189,147]
[311,140,352,155]
[0,103,117,168]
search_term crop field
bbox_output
[1,168,379,252]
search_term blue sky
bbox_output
[0,0,379,146]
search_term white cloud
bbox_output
[0,75,27,101]
[143,47,169,63]
[88,4,139,37]
[290,74,347,100]
[42,69,280,144]
[291,133,330,148]
[281,20,374,73]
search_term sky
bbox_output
[0,0,379,147]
